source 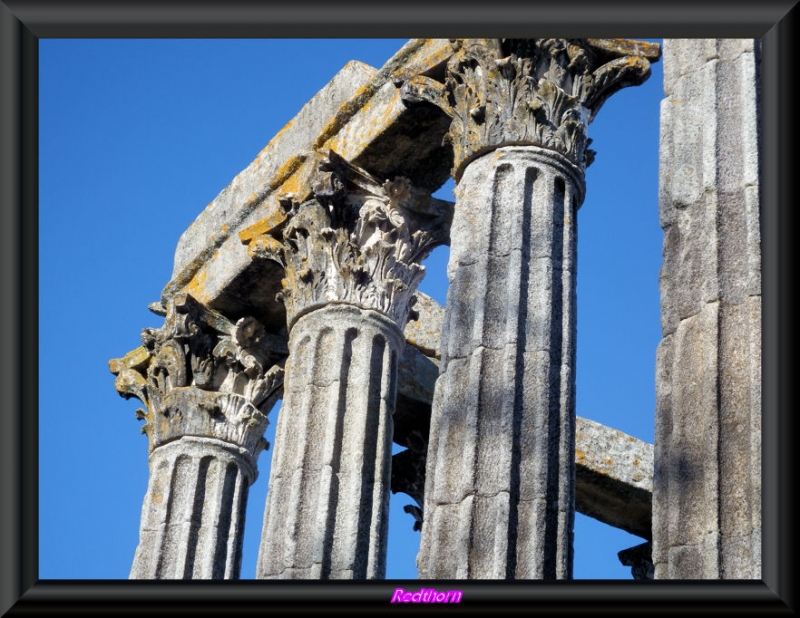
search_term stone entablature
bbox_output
[161,39,456,329]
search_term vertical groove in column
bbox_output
[557,183,577,578]
[506,164,535,578]
[211,461,238,578]
[158,453,189,579]
[542,173,565,580]
[290,326,336,575]
[706,45,725,581]
[330,325,364,578]
[318,327,353,578]
[229,464,250,579]
[192,457,216,579]
[183,455,210,578]
[369,344,396,577]
[352,334,386,578]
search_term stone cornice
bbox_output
[109,293,285,457]
[245,150,452,329]
[397,38,660,181]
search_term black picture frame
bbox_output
[1,1,795,614]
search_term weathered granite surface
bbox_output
[653,38,761,580]
[575,417,653,540]
[418,146,583,580]
[257,305,404,579]
[393,291,655,541]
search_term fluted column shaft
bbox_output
[418,146,582,579]
[131,435,255,579]
[257,304,403,579]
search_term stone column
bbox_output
[398,38,660,579]
[249,151,449,579]
[110,294,285,579]
[653,39,761,579]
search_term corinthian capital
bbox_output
[398,38,660,179]
[109,294,286,458]
[246,150,452,328]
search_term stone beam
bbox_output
[574,417,653,541]
[394,292,654,542]
[157,39,454,333]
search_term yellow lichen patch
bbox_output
[313,84,376,150]
[575,449,587,465]
[239,208,290,244]
[325,93,394,155]
[274,159,316,199]
[248,235,285,260]
[268,154,307,191]
[602,457,615,467]
[184,269,209,304]
[633,456,641,467]
[108,346,151,374]
[417,40,455,71]
[221,223,228,234]
[391,39,453,85]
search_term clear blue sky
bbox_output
[39,38,664,580]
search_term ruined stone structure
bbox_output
[110,38,761,581]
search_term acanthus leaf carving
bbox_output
[109,294,287,455]
[249,150,451,328]
[397,38,659,180]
